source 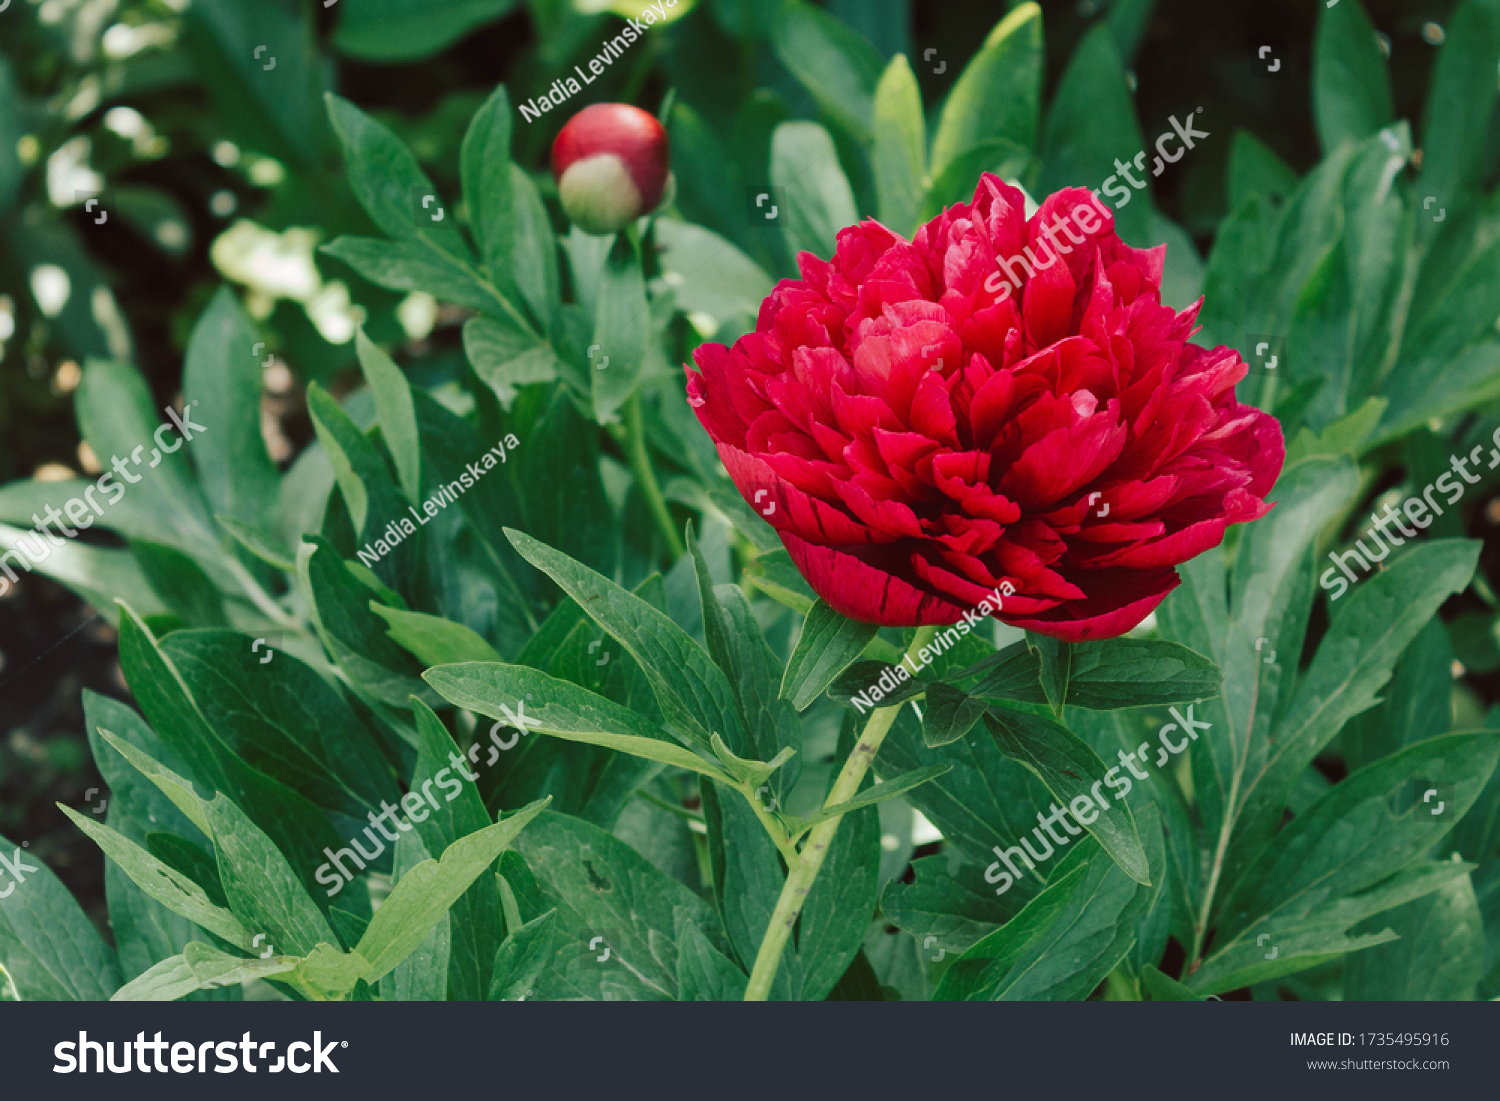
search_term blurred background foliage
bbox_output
[1,0,1498,981]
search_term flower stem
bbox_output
[623,391,685,560]
[743,624,939,1000]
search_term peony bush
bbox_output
[0,0,1497,1011]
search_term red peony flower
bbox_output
[685,174,1284,640]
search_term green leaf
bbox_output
[666,100,755,258]
[321,236,498,314]
[132,541,228,627]
[116,604,350,905]
[1141,963,1206,1001]
[326,93,470,255]
[1037,23,1149,245]
[918,139,1035,224]
[770,0,884,146]
[206,794,338,958]
[487,909,556,1001]
[408,700,502,1001]
[294,942,374,999]
[826,660,931,709]
[60,807,250,950]
[1198,141,1355,360]
[1193,733,1499,993]
[0,59,22,215]
[409,388,535,648]
[1070,708,1199,954]
[463,317,561,407]
[1105,0,1156,61]
[1283,395,1388,467]
[97,729,212,839]
[653,219,774,323]
[1313,0,1394,152]
[781,600,880,711]
[795,766,882,1001]
[872,54,926,236]
[1224,729,1499,940]
[183,0,326,168]
[1228,130,1299,212]
[709,735,796,791]
[355,798,549,985]
[880,856,1025,958]
[967,637,1221,711]
[495,578,669,826]
[158,629,400,818]
[1417,0,1500,228]
[930,2,1043,175]
[1027,633,1071,717]
[983,707,1150,886]
[382,830,452,1002]
[1343,616,1451,772]
[874,704,1052,891]
[517,391,616,579]
[506,529,746,753]
[675,920,748,1001]
[355,329,422,501]
[1152,211,1206,310]
[424,662,735,783]
[591,233,649,425]
[1156,455,1359,860]
[934,804,1163,1000]
[770,121,858,260]
[373,604,503,665]
[1343,874,1485,1000]
[508,164,562,333]
[75,361,215,554]
[147,834,226,910]
[794,765,951,834]
[0,525,166,624]
[688,524,801,793]
[216,516,295,571]
[333,0,519,62]
[88,696,222,990]
[744,548,817,614]
[305,384,419,595]
[1230,539,1479,873]
[922,684,986,748]
[297,537,431,713]
[112,941,298,1002]
[0,826,121,1000]
[461,84,516,276]
[699,782,795,993]
[182,288,279,532]
[506,811,728,1000]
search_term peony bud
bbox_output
[551,103,671,236]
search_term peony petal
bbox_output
[1001,567,1178,641]
[781,532,966,626]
